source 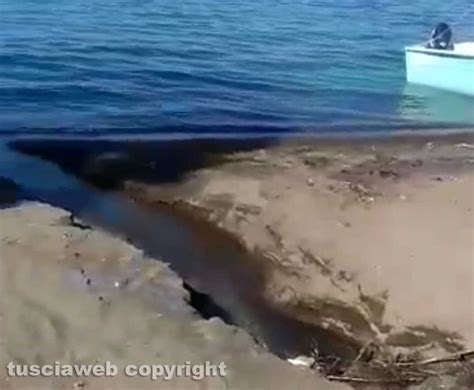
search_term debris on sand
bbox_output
[68,213,92,230]
[348,182,377,204]
[287,355,315,368]
[454,143,474,149]
[73,381,86,390]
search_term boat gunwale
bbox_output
[405,45,474,61]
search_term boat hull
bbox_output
[405,46,474,96]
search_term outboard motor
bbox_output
[428,22,454,50]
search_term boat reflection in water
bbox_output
[398,83,474,126]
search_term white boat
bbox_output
[405,23,474,96]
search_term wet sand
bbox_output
[112,135,474,357]
[8,132,474,388]
[0,203,347,390]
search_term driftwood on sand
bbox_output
[325,349,474,386]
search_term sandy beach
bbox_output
[4,133,474,389]
[131,135,474,348]
[0,202,347,390]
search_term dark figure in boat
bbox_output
[428,22,454,50]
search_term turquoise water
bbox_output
[1,0,473,135]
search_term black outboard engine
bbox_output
[428,22,454,50]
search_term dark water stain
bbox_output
[137,199,361,361]
[6,137,361,363]
[11,137,278,189]
[0,176,25,208]
[183,282,235,324]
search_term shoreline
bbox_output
[5,129,474,154]
[3,121,473,140]
[8,130,474,189]
[5,131,474,388]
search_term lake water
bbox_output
[1,0,473,136]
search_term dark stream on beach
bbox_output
[0,138,359,362]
